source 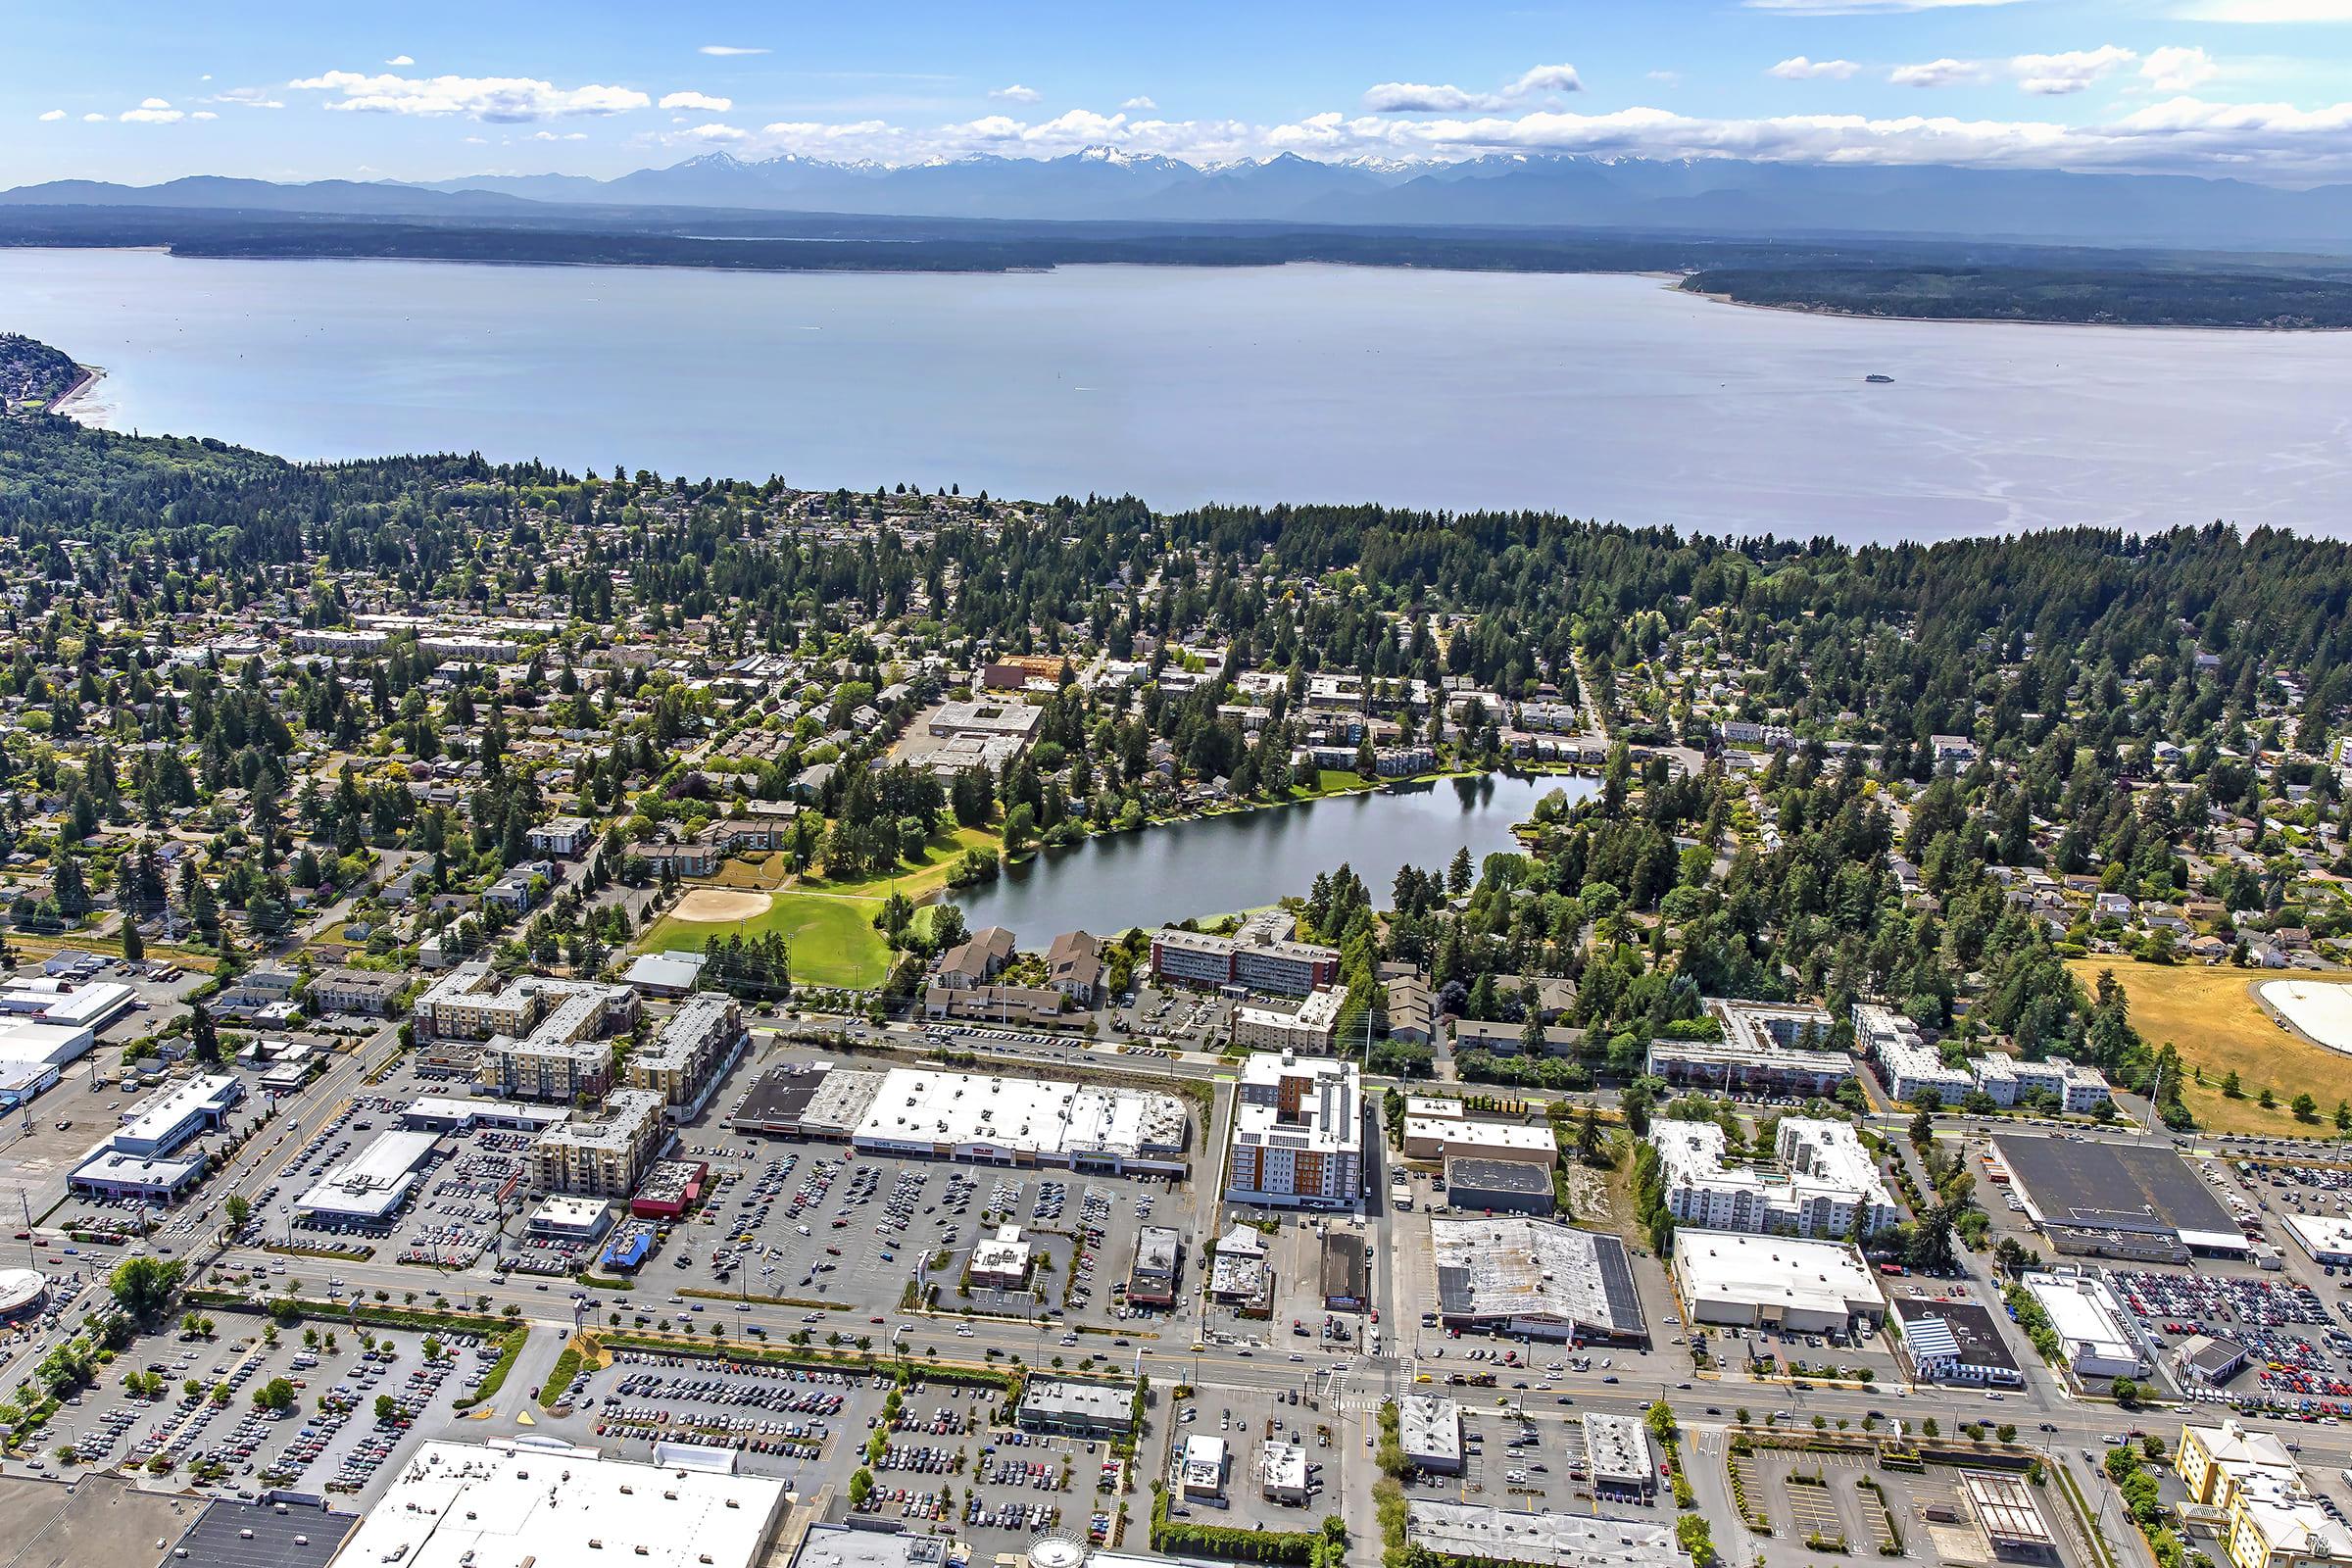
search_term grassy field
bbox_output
[2066,957,2352,1137]
[643,890,889,989]
[638,824,1001,989]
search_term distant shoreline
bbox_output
[4,226,2352,331]
[1679,280,2352,335]
[50,362,101,416]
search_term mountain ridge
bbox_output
[5,149,2351,250]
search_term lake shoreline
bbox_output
[951,768,1589,943]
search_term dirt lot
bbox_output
[2069,958,2352,1137]
[671,887,776,923]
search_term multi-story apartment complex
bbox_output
[476,991,615,1103]
[291,627,391,656]
[1231,987,1345,1054]
[418,963,639,1043]
[1152,927,1341,997]
[2178,1421,2352,1568]
[1855,1003,1975,1104]
[524,816,595,858]
[1970,1054,2111,1112]
[1649,1116,1897,1240]
[623,993,748,1121]
[532,1089,668,1198]
[419,962,641,1103]
[1225,1052,1363,1209]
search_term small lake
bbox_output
[952,771,1588,944]
[7,248,2352,540]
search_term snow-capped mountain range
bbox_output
[6,147,2351,249]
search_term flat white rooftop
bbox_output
[2021,1271,2141,1361]
[330,1438,787,1568]
[1673,1230,1883,1318]
[2285,1213,2352,1257]
[296,1129,439,1221]
[835,1066,1187,1161]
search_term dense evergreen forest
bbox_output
[1682,263,2352,327]
[8,204,2352,326]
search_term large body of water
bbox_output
[6,248,2351,540]
[954,772,1585,944]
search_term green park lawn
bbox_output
[639,823,1001,990]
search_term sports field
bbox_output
[636,824,1001,989]
[2067,958,2352,1136]
[641,888,887,989]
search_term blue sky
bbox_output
[12,0,2352,186]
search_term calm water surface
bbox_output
[5,248,2350,540]
[954,772,1587,944]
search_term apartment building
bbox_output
[418,962,639,1047]
[310,967,404,1017]
[2178,1421,2352,1568]
[292,627,391,656]
[532,1089,668,1198]
[1649,1117,1897,1240]
[419,964,639,1103]
[524,816,595,858]
[1225,1052,1364,1209]
[1152,926,1342,997]
[623,993,748,1121]
[1855,1001,1974,1104]
[1971,1054,2112,1112]
[1232,987,1345,1054]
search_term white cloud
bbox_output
[288,70,652,122]
[2173,0,2352,16]
[1510,65,1585,94]
[80,112,105,122]
[192,111,218,121]
[660,91,733,111]
[527,129,589,141]
[991,84,1044,103]
[1647,71,1683,85]
[1889,58,1988,86]
[139,97,172,110]
[37,109,64,122]
[2013,45,2138,94]
[1121,95,1157,111]
[712,87,2352,180]
[120,106,185,123]
[698,44,769,56]
[1771,56,1861,79]
[680,122,748,141]
[1363,62,1582,113]
[2141,45,2222,89]
[210,86,286,109]
[385,54,414,66]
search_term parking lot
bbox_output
[613,1134,1200,1348]
[1164,1382,1332,1521]
[51,1319,501,1502]
[549,1346,1136,1561]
